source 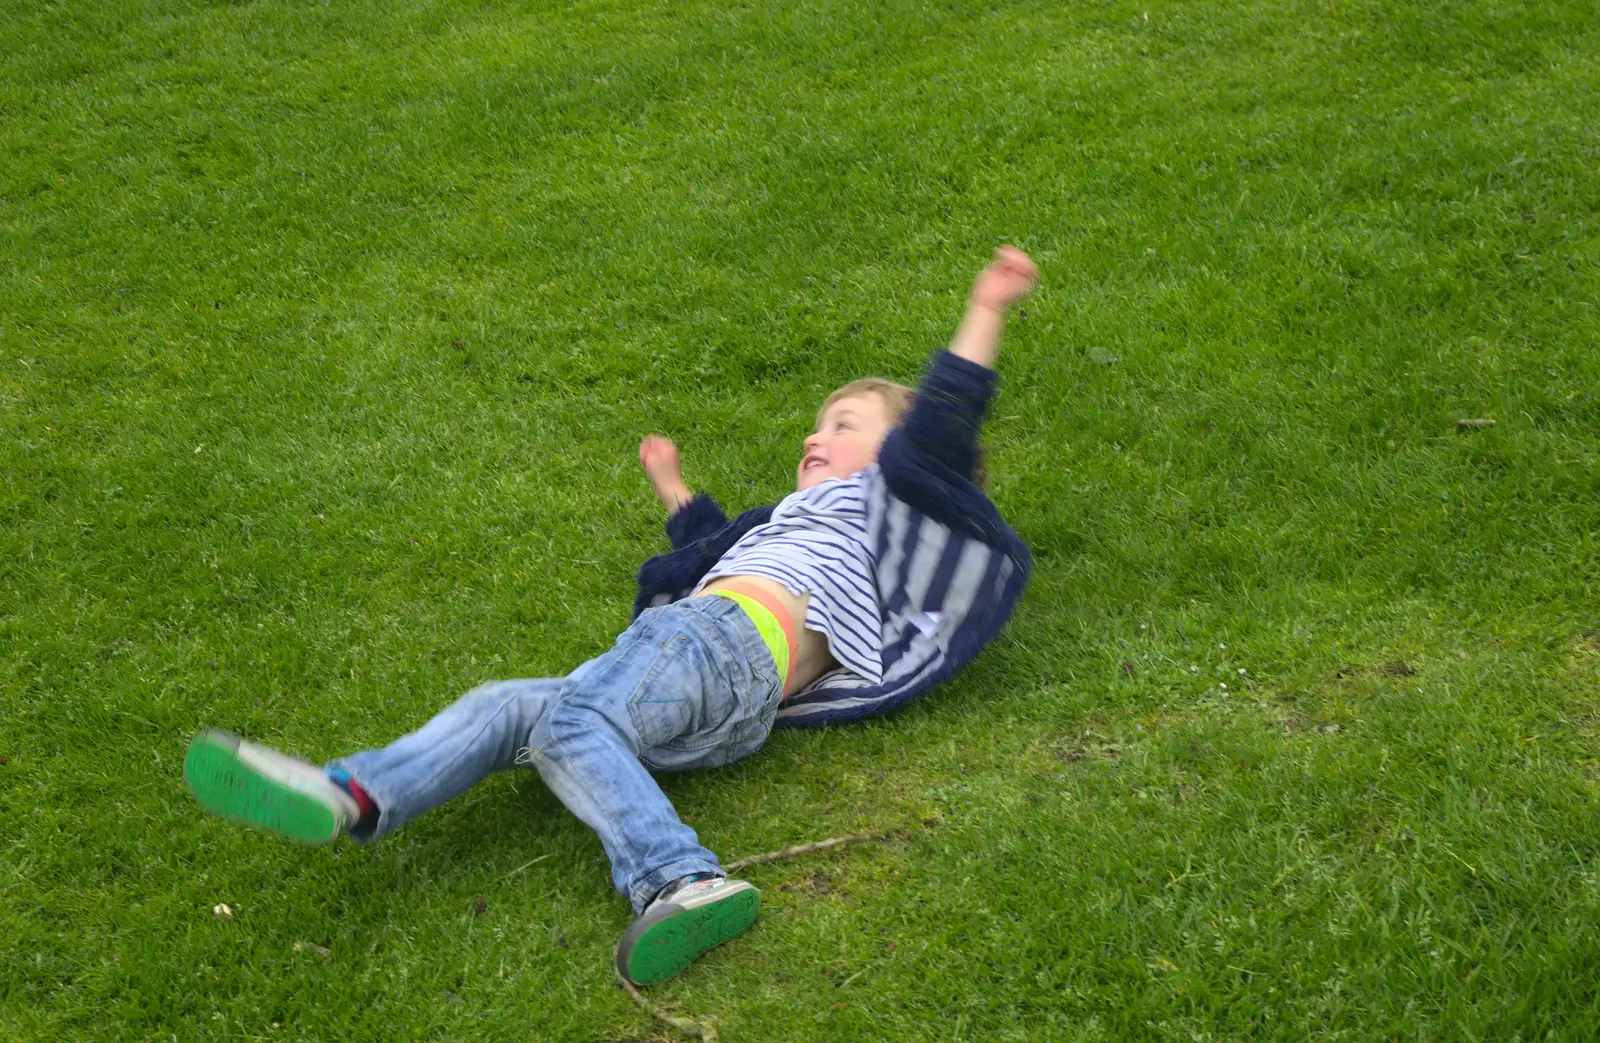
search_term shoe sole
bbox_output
[183,729,343,845]
[616,883,760,986]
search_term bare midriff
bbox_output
[699,575,838,697]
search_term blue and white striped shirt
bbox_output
[695,474,882,684]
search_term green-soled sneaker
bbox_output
[183,729,358,845]
[615,876,760,986]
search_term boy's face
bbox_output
[798,393,894,491]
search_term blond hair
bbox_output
[819,378,989,491]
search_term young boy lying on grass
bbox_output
[184,247,1038,985]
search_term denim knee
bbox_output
[530,692,626,762]
[459,679,527,708]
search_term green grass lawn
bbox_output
[5,0,1600,1038]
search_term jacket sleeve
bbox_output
[876,350,1017,549]
[665,493,731,550]
[633,501,776,617]
[897,350,998,482]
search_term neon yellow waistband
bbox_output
[706,589,793,692]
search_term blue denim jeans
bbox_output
[329,596,784,913]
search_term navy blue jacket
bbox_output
[634,351,1032,726]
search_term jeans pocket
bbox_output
[620,630,700,749]
[641,628,764,764]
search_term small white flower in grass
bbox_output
[1239,668,1246,675]
[1218,643,1226,650]
[1219,682,1228,691]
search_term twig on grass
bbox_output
[723,832,886,874]
[616,968,720,1042]
[497,853,552,881]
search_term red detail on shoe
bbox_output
[346,778,378,820]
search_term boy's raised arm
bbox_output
[948,246,1038,372]
[887,248,1038,488]
[638,433,742,551]
[639,435,695,516]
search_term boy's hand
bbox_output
[970,246,1039,312]
[640,435,694,515]
[950,247,1037,370]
